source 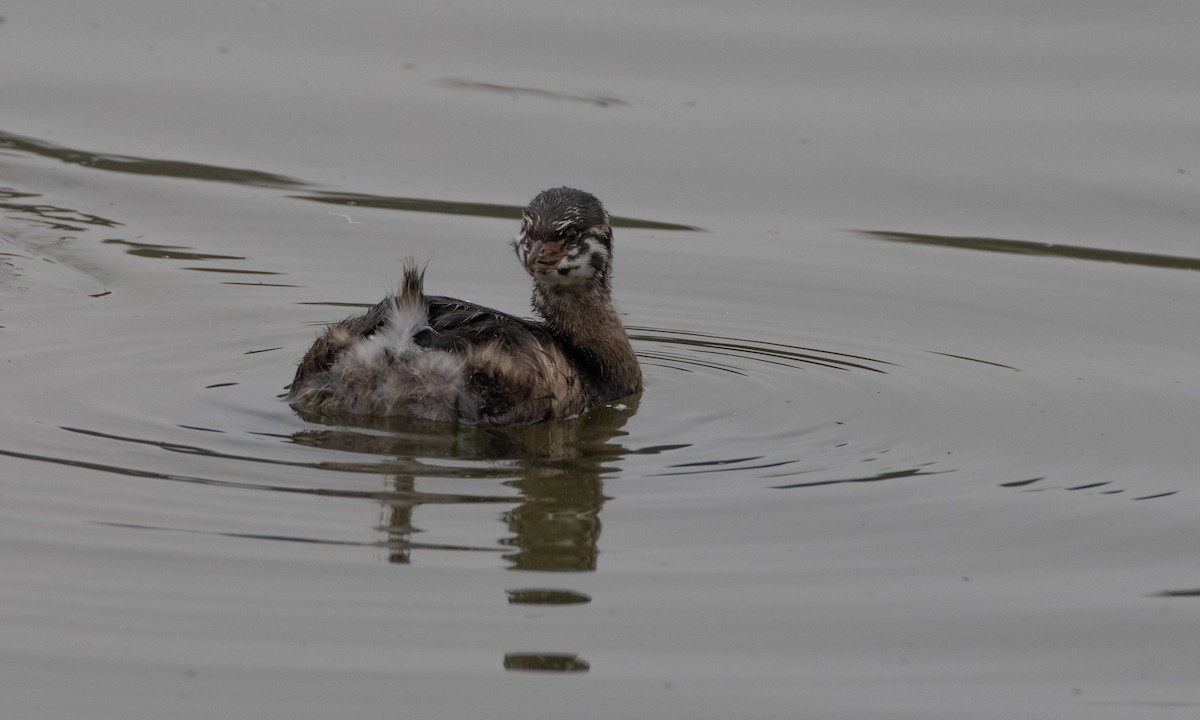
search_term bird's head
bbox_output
[513,187,613,291]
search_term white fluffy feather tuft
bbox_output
[294,295,467,420]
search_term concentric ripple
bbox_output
[620,325,1180,501]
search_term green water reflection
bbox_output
[860,229,1200,272]
[1,129,700,230]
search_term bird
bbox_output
[288,187,643,425]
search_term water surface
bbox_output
[3,2,1199,718]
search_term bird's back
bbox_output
[289,265,592,424]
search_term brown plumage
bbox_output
[288,187,642,425]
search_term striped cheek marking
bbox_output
[538,238,608,286]
[513,224,534,266]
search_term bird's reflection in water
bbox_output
[290,396,638,571]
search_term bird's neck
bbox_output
[533,283,642,397]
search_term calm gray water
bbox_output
[3,1,1199,718]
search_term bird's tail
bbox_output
[398,259,426,310]
[378,259,429,349]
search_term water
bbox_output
[3,1,1199,717]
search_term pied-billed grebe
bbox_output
[288,187,642,425]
